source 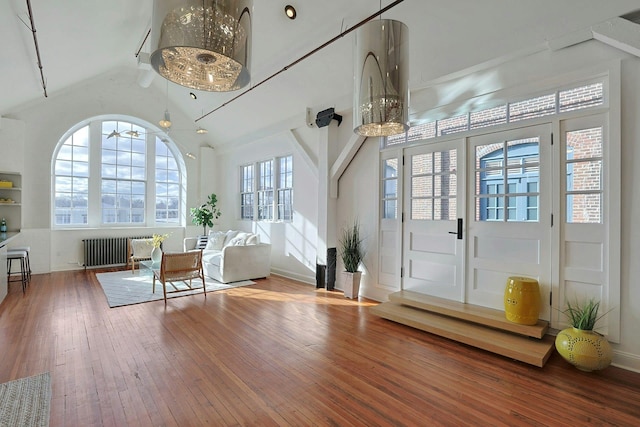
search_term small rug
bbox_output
[0,372,51,427]
[96,270,255,307]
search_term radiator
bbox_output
[82,236,152,268]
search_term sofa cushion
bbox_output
[246,234,259,245]
[227,235,246,246]
[206,231,226,251]
[202,251,222,267]
[223,230,239,246]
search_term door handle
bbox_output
[448,218,463,240]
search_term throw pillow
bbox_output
[223,230,239,246]
[246,234,259,245]
[206,231,226,251]
[227,236,246,246]
[195,235,208,249]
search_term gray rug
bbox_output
[96,270,255,307]
[0,372,51,427]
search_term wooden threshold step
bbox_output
[370,301,555,367]
[389,290,548,339]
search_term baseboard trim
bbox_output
[611,349,640,373]
[270,268,315,286]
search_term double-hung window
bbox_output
[240,155,293,221]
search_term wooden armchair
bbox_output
[127,238,153,273]
[152,250,206,304]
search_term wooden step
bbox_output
[389,290,548,339]
[370,301,555,367]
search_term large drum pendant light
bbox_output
[353,19,409,137]
[150,0,252,92]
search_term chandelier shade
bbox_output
[353,19,409,137]
[150,0,253,92]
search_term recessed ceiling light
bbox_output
[189,92,197,100]
[284,5,296,20]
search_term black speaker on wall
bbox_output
[315,108,343,128]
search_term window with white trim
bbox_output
[53,117,185,228]
[240,155,293,222]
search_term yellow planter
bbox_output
[504,276,540,325]
[555,327,612,372]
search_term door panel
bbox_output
[467,124,551,320]
[402,140,465,301]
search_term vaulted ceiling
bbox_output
[2,1,639,146]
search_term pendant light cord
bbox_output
[196,0,406,122]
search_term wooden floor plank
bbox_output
[0,269,638,426]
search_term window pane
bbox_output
[559,83,603,112]
[566,160,601,191]
[407,122,436,142]
[566,127,602,160]
[509,94,556,121]
[470,105,507,129]
[384,158,398,178]
[412,199,432,220]
[383,200,397,219]
[53,126,90,225]
[437,115,468,136]
[567,193,601,223]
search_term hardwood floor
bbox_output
[1,270,639,426]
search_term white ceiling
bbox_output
[2,1,639,146]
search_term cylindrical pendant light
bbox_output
[150,0,252,92]
[353,19,409,137]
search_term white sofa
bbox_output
[183,230,271,283]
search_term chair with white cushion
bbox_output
[127,238,153,273]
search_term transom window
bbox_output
[53,117,186,228]
[388,81,604,146]
[240,155,293,222]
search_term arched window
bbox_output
[52,116,186,228]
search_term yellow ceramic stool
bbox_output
[504,276,540,325]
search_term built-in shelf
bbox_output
[0,172,22,232]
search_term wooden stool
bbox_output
[7,249,29,293]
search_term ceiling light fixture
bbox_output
[150,0,253,92]
[159,80,172,128]
[189,92,197,100]
[159,110,172,129]
[284,5,296,20]
[353,18,409,137]
[196,127,208,134]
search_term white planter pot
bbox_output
[342,271,362,299]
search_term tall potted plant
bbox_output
[555,298,613,371]
[190,193,222,235]
[339,220,365,299]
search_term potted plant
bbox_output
[339,220,365,299]
[555,298,613,371]
[190,193,222,235]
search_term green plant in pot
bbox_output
[555,298,613,371]
[339,220,365,299]
[190,193,221,235]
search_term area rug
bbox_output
[0,372,51,427]
[96,270,255,308]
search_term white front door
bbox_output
[466,124,552,320]
[402,140,465,301]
